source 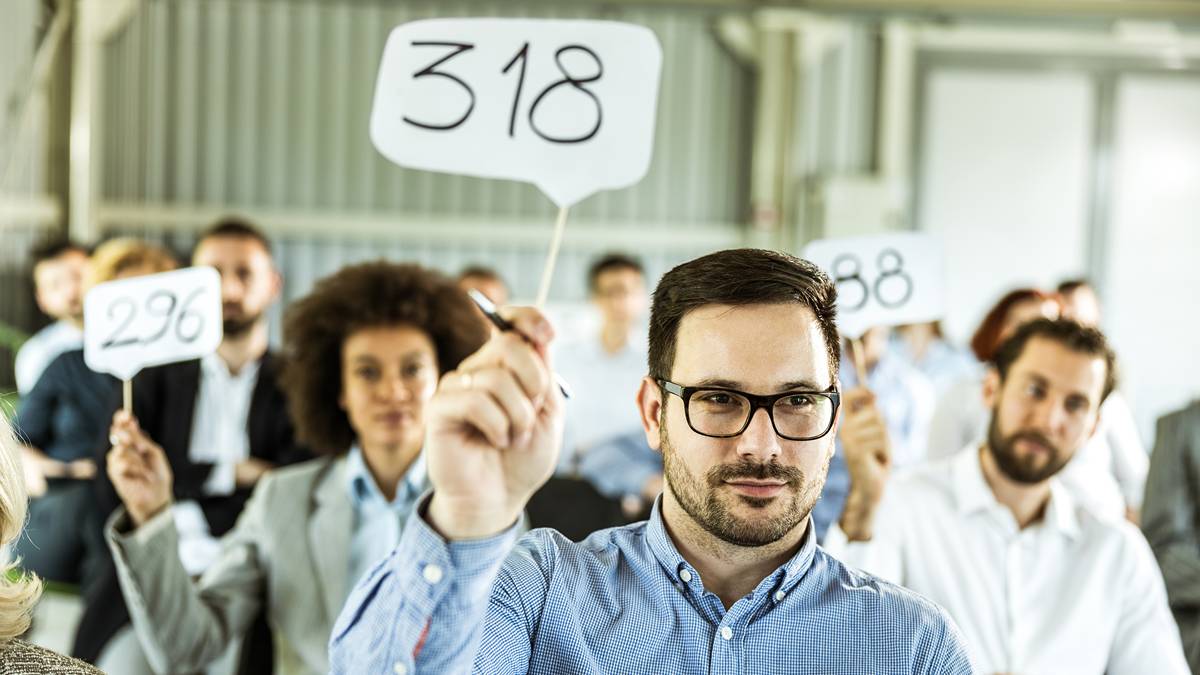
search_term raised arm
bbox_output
[822,387,906,582]
[330,307,565,674]
[105,411,268,673]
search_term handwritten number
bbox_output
[873,249,913,308]
[101,298,138,348]
[833,255,869,312]
[528,45,603,144]
[143,290,178,343]
[176,288,206,343]
[100,288,207,350]
[501,42,530,137]
[409,40,603,143]
[402,42,477,131]
[833,250,916,312]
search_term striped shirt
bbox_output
[330,496,975,674]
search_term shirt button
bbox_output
[393,663,407,675]
[774,590,786,602]
[679,569,692,583]
[422,564,444,584]
[720,626,733,641]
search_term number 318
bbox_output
[402,41,603,144]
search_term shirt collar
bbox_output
[645,496,819,598]
[951,444,1081,540]
[200,351,261,382]
[345,445,427,511]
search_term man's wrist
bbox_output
[838,488,880,542]
[427,493,522,541]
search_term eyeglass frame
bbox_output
[656,379,841,441]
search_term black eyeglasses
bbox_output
[657,379,840,441]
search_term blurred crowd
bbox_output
[0,216,1195,674]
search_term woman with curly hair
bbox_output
[101,262,489,675]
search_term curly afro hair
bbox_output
[279,261,490,454]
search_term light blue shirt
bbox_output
[345,445,427,590]
[890,337,981,397]
[14,321,82,395]
[330,496,974,674]
[577,430,662,499]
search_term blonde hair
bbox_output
[85,238,178,291]
[0,415,42,643]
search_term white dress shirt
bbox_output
[14,321,82,394]
[173,352,261,575]
[823,446,1187,675]
[927,375,1144,518]
[555,331,648,473]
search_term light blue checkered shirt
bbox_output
[330,496,975,674]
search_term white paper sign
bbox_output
[803,232,945,339]
[84,267,223,381]
[370,18,663,208]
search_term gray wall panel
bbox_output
[100,0,752,224]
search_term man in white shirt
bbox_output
[14,239,88,394]
[824,317,1187,674]
[556,253,651,475]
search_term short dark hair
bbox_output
[279,262,490,454]
[194,216,273,258]
[588,253,644,293]
[1056,278,1092,295]
[30,237,87,271]
[457,265,503,283]
[648,248,840,383]
[992,317,1117,403]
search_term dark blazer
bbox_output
[12,349,118,463]
[76,351,309,663]
[1143,400,1200,673]
[126,352,307,534]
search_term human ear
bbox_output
[637,377,664,452]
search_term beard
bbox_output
[222,309,262,338]
[985,410,1072,484]
[661,427,827,547]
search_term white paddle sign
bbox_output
[803,232,945,340]
[370,18,662,209]
[84,267,223,382]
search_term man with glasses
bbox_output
[330,248,972,674]
[825,318,1187,674]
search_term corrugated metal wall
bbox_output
[0,0,41,198]
[98,0,755,305]
[1,0,58,392]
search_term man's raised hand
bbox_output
[425,307,564,540]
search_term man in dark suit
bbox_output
[77,218,308,671]
[1143,399,1200,673]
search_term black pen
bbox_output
[467,289,572,399]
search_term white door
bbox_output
[1106,75,1200,438]
[917,67,1095,343]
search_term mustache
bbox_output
[1006,430,1058,453]
[707,459,803,486]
